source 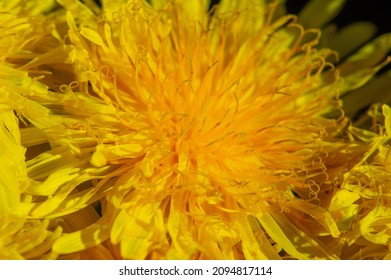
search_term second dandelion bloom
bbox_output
[4,0,391,259]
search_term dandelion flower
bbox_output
[33,0,349,259]
[2,0,391,260]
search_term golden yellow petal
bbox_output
[0,111,26,215]
[360,206,391,245]
[286,199,340,238]
[238,216,281,260]
[111,204,162,259]
[383,104,391,137]
[53,218,110,254]
[258,212,339,259]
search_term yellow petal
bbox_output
[80,28,107,48]
[166,195,199,259]
[0,111,26,215]
[258,212,339,259]
[329,189,361,211]
[286,200,340,238]
[20,127,48,147]
[53,218,110,254]
[383,104,391,137]
[237,216,281,259]
[26,167,80,196]
[360,206,391,245]
[111,203,160,259]
[91,143,144,167]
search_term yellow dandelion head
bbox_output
[3,0,391,260]
[26,0,350,259]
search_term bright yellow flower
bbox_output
[1,0,391,259]
[34,0,352,259]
